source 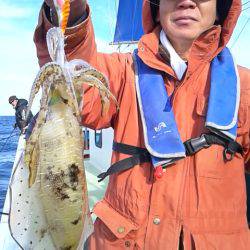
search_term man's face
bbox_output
[10,99,18,109]
[159,0,217,44]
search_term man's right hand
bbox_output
[45,0,87,27]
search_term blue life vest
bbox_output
[133,47,240,168]
[97,48,242,182]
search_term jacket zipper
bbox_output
[170,80,180,105]
[169,74,191,250]
[171,70,190,105]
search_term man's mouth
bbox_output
[173,15,198,25]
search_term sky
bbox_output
[0,0,250,116]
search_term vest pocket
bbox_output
[195,145,225,178]
[92,200,138,248]
[194,94,246,179]
[195,143,246,179]
[195,95,223,178]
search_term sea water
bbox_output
[0,116,19,213]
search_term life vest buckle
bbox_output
[223,148,235,162]
[184,134,210,156]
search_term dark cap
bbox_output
[8,95,18,104]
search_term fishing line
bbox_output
[242,6,250,11]
[0,127,17,153]
[230,17,250,48]
[243,1,250,7]
[0,132,19,142]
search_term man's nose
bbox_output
[177,0,196,9]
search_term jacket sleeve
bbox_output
[16,107,27,131]
[33,3,129,130]
[238,67,250,173]
[16,117,24,131]
[244,104,250,173]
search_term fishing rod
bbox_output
[0,127,17,153]
[0,211,9,216]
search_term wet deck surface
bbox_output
[85,160,108,212]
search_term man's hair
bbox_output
[150,0,233,25]
[8,95,18,104]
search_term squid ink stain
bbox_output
[40,228,47,239]
[68,164,80,190]
[44,169,70,200]
[71,216,81,225]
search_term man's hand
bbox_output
[21,126,28,135]
[45,0,87,27]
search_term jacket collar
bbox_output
[138,25,221,80]
[160,30,187,81]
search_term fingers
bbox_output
[44,0,87,27]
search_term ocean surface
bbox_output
[0,116,19,213]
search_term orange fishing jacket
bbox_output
[34,0,250,249]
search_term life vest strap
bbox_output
[184,133,242,159]
[97,145,150,182]
[97,133,243,182]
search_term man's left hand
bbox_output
[21,126,28,134]
[45,0,87,27]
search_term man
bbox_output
[8,95,33,134]
[34,0,250,249]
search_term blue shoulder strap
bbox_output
[206,47,240,140]
[133,50,186,167]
